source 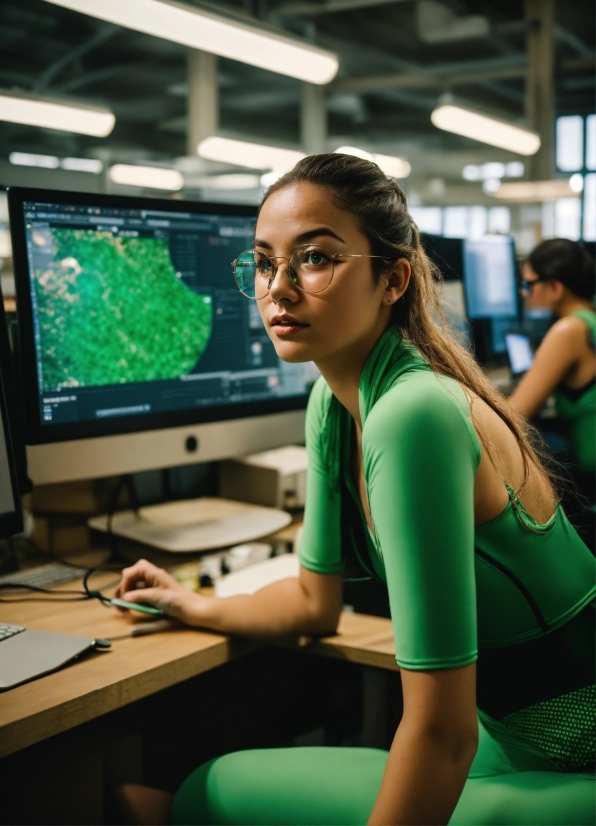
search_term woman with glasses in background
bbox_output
[510,239,595,505]
[116,155,595,826]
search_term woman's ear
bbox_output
[549,279,565,302]
[383,258,411,305]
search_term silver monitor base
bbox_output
[88,497,292,553]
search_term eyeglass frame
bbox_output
[231,244,395,300]
[519,276,545,294]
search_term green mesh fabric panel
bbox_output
[503,684,596,770]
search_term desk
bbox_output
[0,574,396,762]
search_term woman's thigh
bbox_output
[171,747,595,826]
[451,772,596,826]
[171,746,387,826]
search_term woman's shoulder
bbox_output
[544,312,595,350]
[364,371,478,442]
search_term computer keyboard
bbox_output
[0,623,25,641]
[0,562,87,590]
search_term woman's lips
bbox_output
[270,316,309,335]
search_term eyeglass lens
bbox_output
[234,246,335,299]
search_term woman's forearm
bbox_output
[367,719,477,826]
[183,575,340,638]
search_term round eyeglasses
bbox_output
[231,244,391,300]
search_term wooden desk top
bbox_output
[0,573,254,759]
[292,612,397,672]
[0,572,396,759]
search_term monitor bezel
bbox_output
[8,186,309,448]
[0,292,24,538]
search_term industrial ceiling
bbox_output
[0,0,593,196]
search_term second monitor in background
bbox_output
[463,235,521,364]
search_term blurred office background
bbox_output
[0,0,594,302]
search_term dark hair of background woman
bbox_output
[528,238,595,301]
[261,152,556,496]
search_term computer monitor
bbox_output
[0,295,23,541]
[420,234,471,350]
[463,235,519,320]
[420,234,464,282]
[8,187,318,486]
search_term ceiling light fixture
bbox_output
[487,179,579,202]
[61,157,103,173]
[0,92,115,137]
[198,137,305,173]
[431,101,540,156]
[43,0,338,85]
[9,152,60,169]
[109,164,184,190]
[334,146,411,178]
[202,174,262,190]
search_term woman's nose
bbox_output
[268,258,300,302]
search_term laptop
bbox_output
[0,294,97,691]
[504,332,534,378]
[0,625,97,690]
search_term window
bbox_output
[555,114,595,240]
[410,206,442,235]
[583,174,595,241]
[556,116,584,172]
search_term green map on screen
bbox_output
[33,229,213,391]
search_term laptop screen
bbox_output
[505,333,534,376]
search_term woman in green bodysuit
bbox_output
[510,239,595,500]
[115,156,595,826]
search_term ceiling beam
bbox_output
[276,0,408,16]
[33,24,118,93]
[330,53,593,94]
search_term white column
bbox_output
[525,0,555,181]
[187,50,218,156]
[301,82,327,155]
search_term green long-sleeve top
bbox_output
[299,328,595,768]
[554,308,596,473]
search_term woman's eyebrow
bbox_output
[254,228,346,249]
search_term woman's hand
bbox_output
[114,558,200,623]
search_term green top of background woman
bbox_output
[510,239,595,475]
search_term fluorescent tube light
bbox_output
[373,152,411,179]
[335,146,411,178]
[9,152,60,168]
[109,165,184,190]
[203,174,261,190]
[488,179,579,202]
[0,92,114,136]
[61,157,103,173]
[431,103,540,156]
[198,137,305,173]
[43,0,338,85]
[261,171,282,188]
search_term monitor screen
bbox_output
[505,333,534,376]
[8,188,317,484]
[463,236,519,320]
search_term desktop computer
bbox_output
[8,187,318,549]
[422,233,521,366]
[462,235,521,365]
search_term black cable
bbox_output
[0,569,121,604]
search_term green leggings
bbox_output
[171,746,595,826]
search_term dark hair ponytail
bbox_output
[261,153,557,497]
[528,239,595,301]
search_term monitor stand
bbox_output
[88,497,292,553]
